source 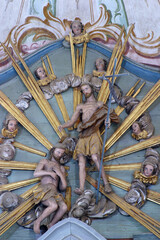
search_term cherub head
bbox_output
[143,164,154,177]
[142,148,160,177]
[35,67,47,80]
[131,121,148,140]
[70,20,84,36]
[3,114,18,133]
[95,58,108,72]
[132,122,141,135]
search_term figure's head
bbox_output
[81,83,93,98]
[4,114,18,132]
[0,143,15,161]
[132,122,141,135]
[53,147,66,160]
[143,164,154,177]
[141,148,160,178]
[49,143,66,161]
[35,67,46,80]
[95,58,108,72]
[7,120,17,132]
[71,20,84,36]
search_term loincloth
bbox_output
[73,130,102,159]
[33,183,64,205]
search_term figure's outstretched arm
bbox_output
[59,105,81,131]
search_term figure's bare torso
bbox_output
[41,159,60,188]
[80,100,103,123]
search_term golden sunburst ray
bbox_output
[104,135,160,161]
[41,55,72,129]
[87,162,141,172]
[0,90,53,150]
[0,184,71,235]
[105,79,160,151]
[1,42,66,139]
[86,175,160,238]
[97,25,134,103]
[107,175,160,205]
[12,141,47,157]
[114,79,144,115]
[0,178,40,192]
[0,160,70,171]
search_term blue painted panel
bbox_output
[133,232,159,240]
[0,39,159,85]
[88,41,160,83]
[0,40,63,84]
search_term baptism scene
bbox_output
[0,1,160,239]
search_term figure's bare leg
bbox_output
[48,201,67,228]
[34,198,58,234]
[74,154,86,195]
[91,154,112,193]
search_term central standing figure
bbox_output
[59,83,120,195]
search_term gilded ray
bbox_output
[105,80,160,151]
[98,25,134,103]
[107,175,160,205]
[0,90,53,150]
[97,26,124,102]
[0,184,40,221]
[86,175,160,238]
[0,160,70,171]
[87,162,141,171]
[114,79,142,115]
[43,55,71,128]
[1,42,66,139]
[104,136,160,161]
[12,141,47,157]
[0,178,40,192]
[0,196,35,235]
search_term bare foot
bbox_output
[74,188,84,195]
[104,182,112,193]
[33,220,41,234]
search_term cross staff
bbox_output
[96,58,129,202]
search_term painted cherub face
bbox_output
[71,21,82,36]
[81,84,92,98]
[53,148,65,160]
[36,67,46,79]
[132,122,141,135]
[95,58,105,72]
[7,120,17,132]
[144,164,154,177]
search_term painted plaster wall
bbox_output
[124,0,160,39]
[0,0,30,42]
[0,0,160,71]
